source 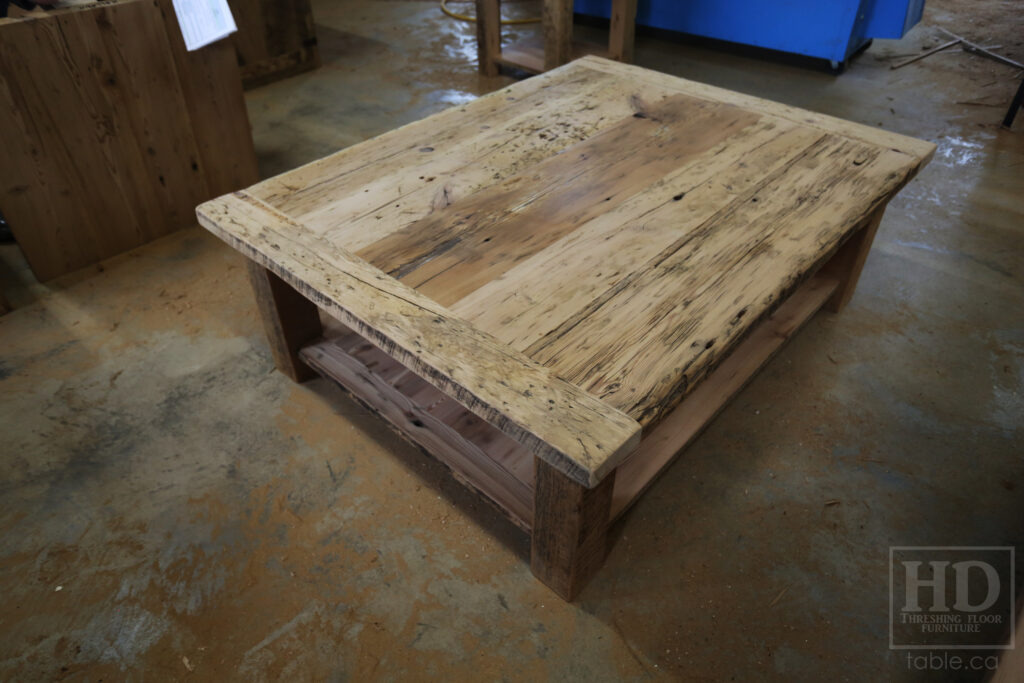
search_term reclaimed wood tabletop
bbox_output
[198,56,934,491]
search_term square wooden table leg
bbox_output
[608,0,638,62]
[246,260,323,383]
[824,204,887,313]
[475,0,501,76]
[543,0,574,71]
[531,459,616,600]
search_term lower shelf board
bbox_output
[300,333,536,531]
[299,274,839,532]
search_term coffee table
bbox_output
[197,57,934,600]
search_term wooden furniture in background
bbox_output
[198,57,934,600]
[0,0,258,282]
[475,0,637,74]
[227,0,319,89]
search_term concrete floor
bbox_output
[1,0,1022,680]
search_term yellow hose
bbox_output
[440,0,540,25]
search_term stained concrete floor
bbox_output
[1,0,1022,680]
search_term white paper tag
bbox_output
[170,0,238,52]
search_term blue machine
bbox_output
[574,0,926,69]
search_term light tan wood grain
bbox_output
[451,121,824,345]
[527,137,917,427]
[577,56,936,162]
[0,0,255,281]
[610,275,839,519]
[0,1,203,279]
[155,0,259,196]
[197,192,641,487]
[356,95,761,305]
[200,57,933,494]
[266,71,649,247]
[247,64,616,214]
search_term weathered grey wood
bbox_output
[198,192,642,488]
[246,261,322,383]
[531,459,615,600]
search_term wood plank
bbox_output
[249,58,931,264]
[247,261,323,382]
[197,192,642,488]
[298,74,655,249]
[607,0,638,62]
[252,68,628,238]
[823,204,886,312]
[245,65,614,214]
[154,0,259,196]
[576,56,936,163]
[201,56,935,601]
[357,95,761,305]
[527,136,917,428]
[293,273,842,528]
[0,0,255,281]
[531,458,615,600]
[451,121,824,345]
[297,75,638,244]
[346,339,411,385]
[609,275,839,520]
[318,319,533,488]
[300,338,534,529]
[474,0,501,76]
[227,0,320,89]
[543,0,573,70]
[0,1,206,279]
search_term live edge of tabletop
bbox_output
[197,57,935,601]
